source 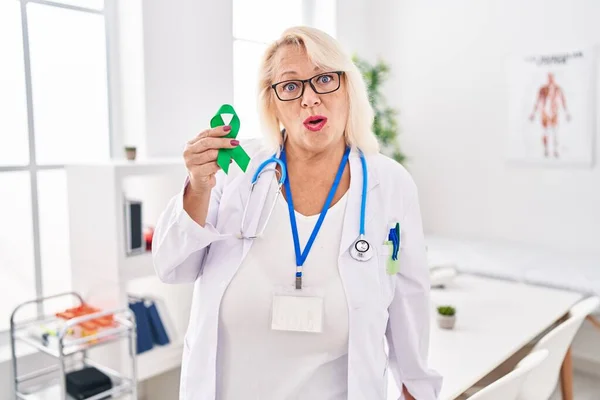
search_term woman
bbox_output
[153,26,442,400]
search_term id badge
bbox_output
[271,285,323,333]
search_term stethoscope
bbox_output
[238,141,373,262]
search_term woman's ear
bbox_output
[280,127,287,145]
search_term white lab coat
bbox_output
[152,139,442,400]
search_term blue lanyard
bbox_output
[358,150,367,236]
[281,146,351,289]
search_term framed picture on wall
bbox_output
[506,48,596,167]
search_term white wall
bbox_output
[335,0,376,61]
[138,0,344,159]
[336,0,600,370]
[141,0,233,158]
[115,0,147,158]
[131,0,600,252]
[356,0,600,254]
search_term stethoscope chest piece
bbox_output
[350,237,373,261]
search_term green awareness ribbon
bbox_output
[210,104,250,174]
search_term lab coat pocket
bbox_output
[340,251,381,309]
[377,244,397,308]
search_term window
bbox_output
[1,0,29,166]
[27,3,110,164]
[0,0,112,332]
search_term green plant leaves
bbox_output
[437,305,456,316]
[352,54,406,164]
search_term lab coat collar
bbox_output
[237,147,380,261]
[237,149,273,260]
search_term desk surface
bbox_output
[387,274,583,400]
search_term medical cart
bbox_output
[10,292,138,399]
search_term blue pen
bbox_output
[387,223,401,261]
[394,223,401,260]
[388,227,398,261]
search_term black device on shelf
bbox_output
[124,197,144,255]
[65,367,113,399]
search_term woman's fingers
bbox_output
[189,161,221,178]
[188,136,239,154]
[186,149,220,166]
[187,125,232,145]
[183,125,238,192]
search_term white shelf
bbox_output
[65,158,191,387]
[66,157,181,168]
[114,158,185,179]
[137,340,184,381]
[65,158,186,179]
[18,380,132,400]
[121,251,155,281]
[14,329,131,359]
[65,157,186,304]
[16,360,133,400]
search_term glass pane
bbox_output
[28,3,110,165]
[38,169,71,299]
[233,0,303,42]
[234,40,268,140]
[0,1,30,166]
[0,172,36,331]
[49,0,104,11]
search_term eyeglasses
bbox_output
[271,71,343,101]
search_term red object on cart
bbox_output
[56,303,115,332]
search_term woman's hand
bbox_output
[183,125,239,193]
[403,386,415,400]
[182,125,239,226]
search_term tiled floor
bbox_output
[549,370,600,400]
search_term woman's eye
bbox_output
[283,83,298,92]
[318,75,332,83]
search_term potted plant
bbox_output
[124,146,137,161]
[436,305,456,329]
[352,55,406,164]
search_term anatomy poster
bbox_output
[507,49,595,166]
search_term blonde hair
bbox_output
[257,26,379,154]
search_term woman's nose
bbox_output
[301,84,321,108]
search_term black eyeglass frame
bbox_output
[270,71,344,101]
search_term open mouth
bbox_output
[303,115,328,132]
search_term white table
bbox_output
[388,274,583,400]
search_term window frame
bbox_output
[0,0,119,338]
